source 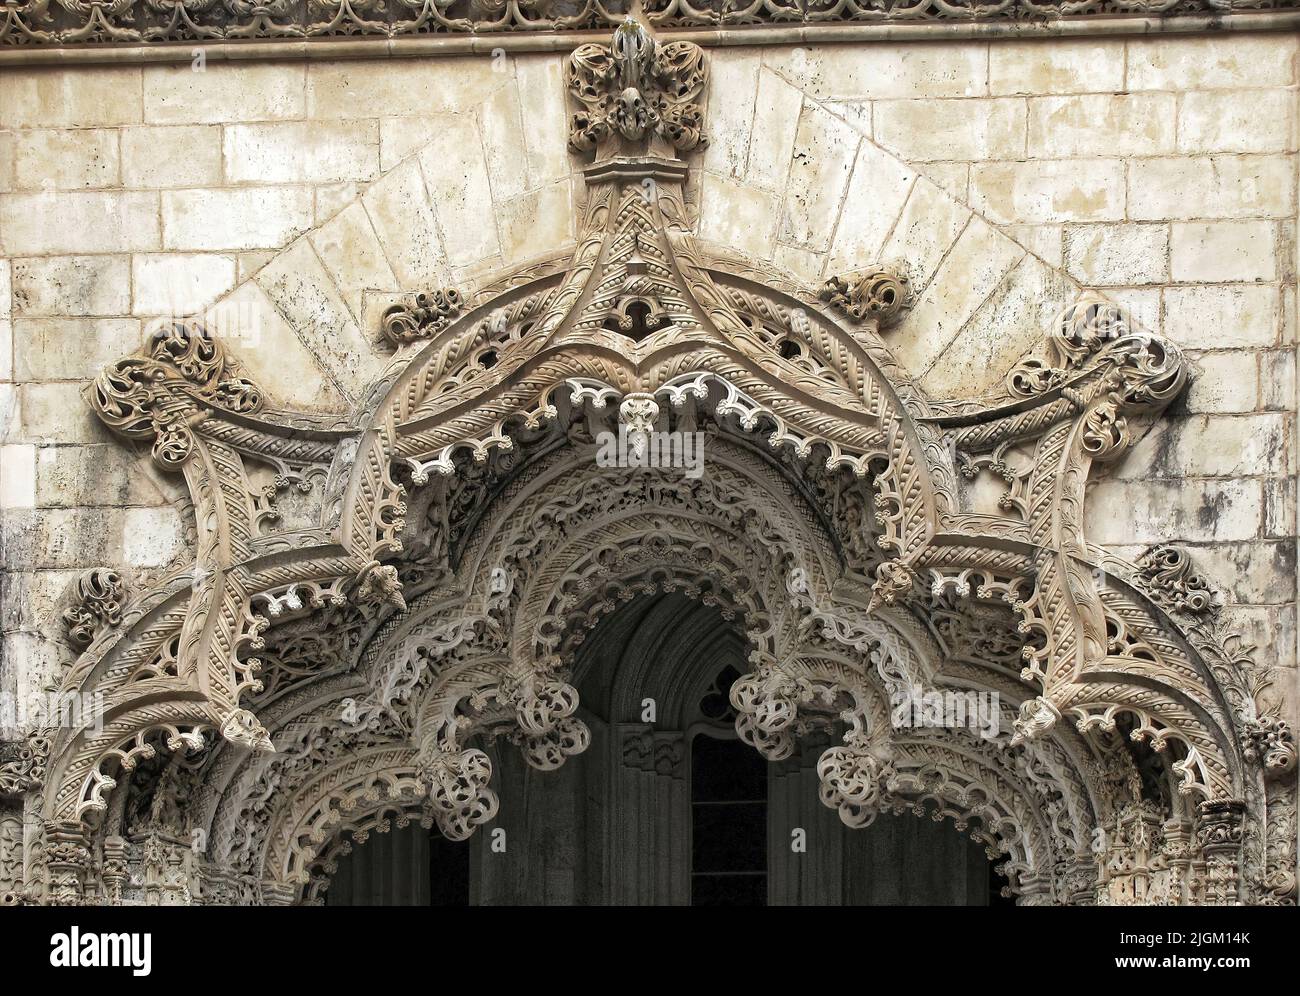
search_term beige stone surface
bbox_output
[970,160,1126,225]
[874,97,1026,162]
[1063,224,1169,286]
[988,40,1126,96]
[893,213,1025,377]
[13,129,118,190]
[1028,94,1176,158]
[1163,284,1280,349]
[1128,156,1296,220]
[143,63,305,125]
[308,201,399,322]
[0,191,160,255]
[254,237,380,398]
[120,125,223,189]
[12,255,131,317]
[1170,221,1277,283]
[1126,34,1296,91]
[132,253,237,317]
[780,102,860,249]
[160,186,314,251]
[0,67,143,129]
[224,121,381,185]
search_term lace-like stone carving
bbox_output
[421,748,500,841]
[816,740,894,829]
[382,289,464,346]
[91,322,263,469]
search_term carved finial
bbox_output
[567,18,707,159]
[382,288,464,346]
[62,569,129,650]
[92,321,262,469]
[819,267,911,328]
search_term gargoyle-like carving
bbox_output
[568,18,706,156]
[819,268,911,327]
[91,321,263,469]
[381,289,464,346]
[1010,696,1061,747]
[61,569,129,650]
[354,562,407,612]
[219,709,273,752]
[1134,545,1221,616]
[1242,716,1296,777]
[868,558,917,612]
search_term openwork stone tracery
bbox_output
[1,19,1293,907]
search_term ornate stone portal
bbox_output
[0,20,1294,907]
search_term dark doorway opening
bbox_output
[690,733,768,906]
[325,822,470,906]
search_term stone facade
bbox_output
[0,17,1296,905]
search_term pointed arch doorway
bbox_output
[323,593,1004,906]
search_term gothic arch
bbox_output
[11,19,1293,908]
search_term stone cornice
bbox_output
[2,3,1299,65]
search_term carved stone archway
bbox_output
[5,19,1294,908]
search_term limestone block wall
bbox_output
[0,32,1296,730]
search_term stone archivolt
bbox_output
[1,20,1293,908]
